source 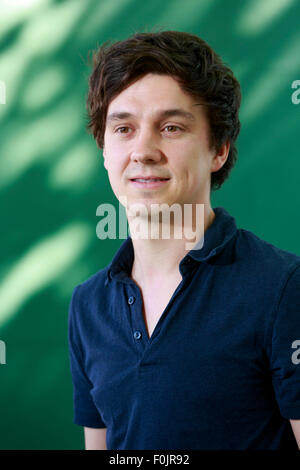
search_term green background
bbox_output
[0,0,299,449]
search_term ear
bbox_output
[211,140,230,173]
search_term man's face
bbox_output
[103,73,228,213]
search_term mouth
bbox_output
[129,177,171,189]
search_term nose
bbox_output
[130,127,162,163]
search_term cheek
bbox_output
[104,145,125,172]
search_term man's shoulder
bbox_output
[73,264,111,300]
[236,227,300,276]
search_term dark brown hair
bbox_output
[86,30,241,190]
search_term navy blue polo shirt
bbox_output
[68,206,300,450]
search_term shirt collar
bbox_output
[188,206,237,262]
[105,206,238,285]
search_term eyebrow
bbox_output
[106,108,196,123]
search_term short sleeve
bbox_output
[68,285,106,428]
[270,264,300,419]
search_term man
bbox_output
[68,31,300,450]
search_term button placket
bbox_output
[128,296,135,305]
[133,330,142,340]
[127,289,147,353]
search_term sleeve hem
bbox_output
[74,412,106,428]
[74,419,107,428]
[279,404,300,420]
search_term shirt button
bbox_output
[128,296,135,305]
[134,330,142,340]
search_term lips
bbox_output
[130,176,170,181]
[129,176,171,189]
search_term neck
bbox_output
[129,202,215,285]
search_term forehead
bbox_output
[106,73,201,116]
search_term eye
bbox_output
[163,125,183,133]
[115,126,131,134]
